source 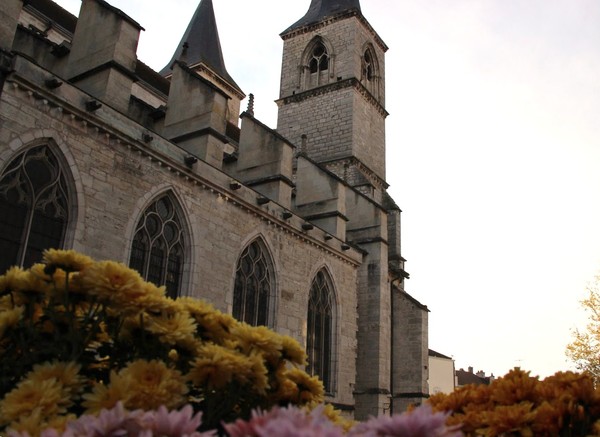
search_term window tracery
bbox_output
[362,46,380,99]
[233,239,274,327]
[363,49,374,81]
[129,194,185,298]
[0,145,70,272]
[309,43,329,74]
[302,38,333,89]
[307,269,335,393]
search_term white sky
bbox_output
[54,0,600,379]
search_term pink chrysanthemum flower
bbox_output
[10,403,218,437]
[348,404,463,437]
[224,405,344,437]
[140,405,215,437]
[61,402,144,437]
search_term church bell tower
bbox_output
[276,0,389,202]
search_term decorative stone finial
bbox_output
[179,42,189,64]
[246,93,254,115]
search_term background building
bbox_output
[0,0,428,417]
[428,349,456,394]
[456,367,495,387]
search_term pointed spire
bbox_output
[283,0,361,34]
[246,93,255,116]
[160,0,241,93]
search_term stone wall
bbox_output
[277,14,387,185]
[279,16,386,102]
[0,52,359,409]
[392,288,429,412]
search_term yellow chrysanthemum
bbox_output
[134,282,170,311]
[540,371,598,406]
[45,413,78,434]
[28,264,84,300]
[5,407,46,436]
[231,323,283,364]
[188,343,263,390]
[113,282,170,315]
[179,337,204,357]
[0,295,13,310]
[43,249,94,273]
[79,261,145,303]
[531,401,562,435]
[144,309,197,346]
[281,335,306,365]
[271,364,300,402]
[281,367,324,404]
[491,368,539,405]
[26,361,83,398]
[0,305,24,338]
[484,402,535,436]
[2,266,46,295]
[0,378,66,425]
[82,372,129,414]
[179,297,236,342]
[246,351,269,393]
[118,359,188,410]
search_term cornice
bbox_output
[281,10,388,53]
[185,62,246,101]
[323,156,389,190]
[277,78,388,117]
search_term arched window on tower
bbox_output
[233,239,275,327]
[362,46,380,99]
[129,193,185,299]
[307,269,336,394]
[305,39,330,89]
[0,144,71,272]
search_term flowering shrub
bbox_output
[429,368,600,436]
[5,250,600,437]
[5,401,461,437]
[0,250,322,435]
[348,404,461,437]
[224,403,460,437]
[8,402,216,437]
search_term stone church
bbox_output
[0,0,429,418]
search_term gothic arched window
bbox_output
[362,46,380,99]
[303,39,331,89]
[363,49,374,81]
[233,239,274,327]
[0,145,70,272]
[309,42,329,74]
[129,194,185,299]
[307,269,335,393]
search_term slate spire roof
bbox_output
[283,0,362,33]
[160,0,242,93]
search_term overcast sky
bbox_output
[55,0,600,379]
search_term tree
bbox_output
[566,274,600,381]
